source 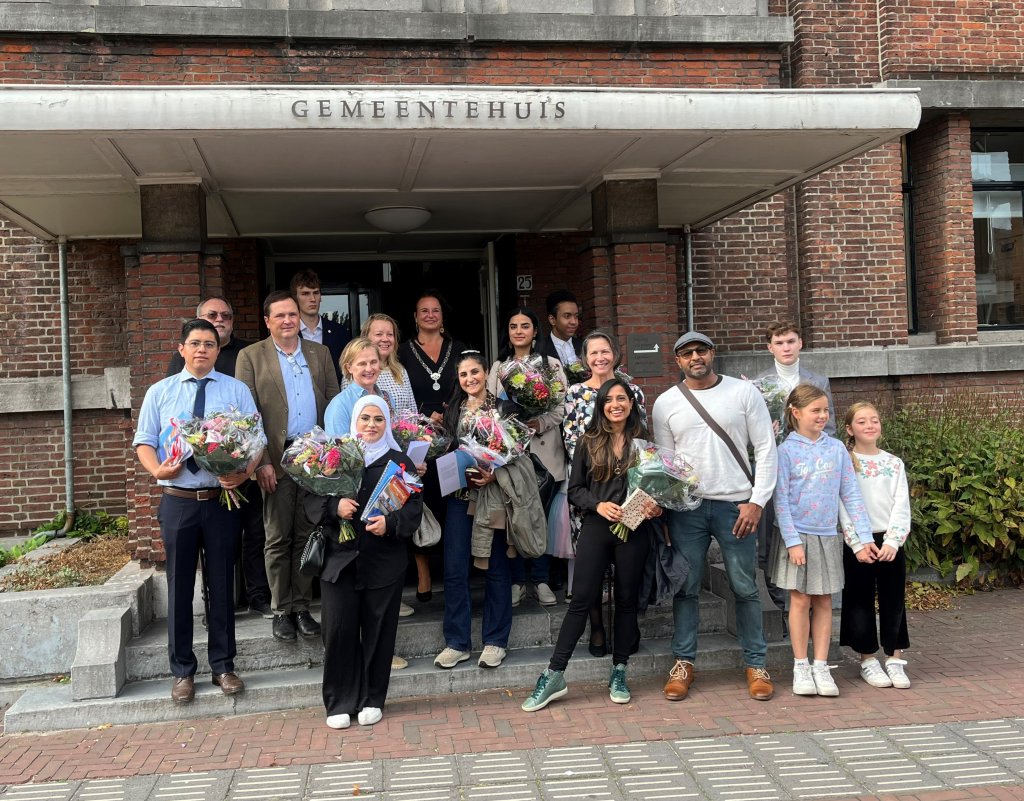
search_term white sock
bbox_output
[794,658,809,667]
[813,659,828,668]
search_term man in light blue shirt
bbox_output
[134,318,262,704]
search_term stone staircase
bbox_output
[4,565,803,734]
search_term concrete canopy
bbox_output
[0,85,920,251]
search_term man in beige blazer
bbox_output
[236,290,340,641]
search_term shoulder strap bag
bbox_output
[675,381,754,486]
[299,524,327,577]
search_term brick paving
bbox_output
[0,587,1022,788]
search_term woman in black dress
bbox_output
[305,395,423,730]
[521,378,660,712]
[397,290,467,601]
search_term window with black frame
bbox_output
[972,131,1024,328]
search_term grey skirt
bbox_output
[769,529,845,595]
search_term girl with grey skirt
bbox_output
[770,383,874,698]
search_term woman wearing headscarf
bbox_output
[304,395,423,730]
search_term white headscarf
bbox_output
[350,394,402,466]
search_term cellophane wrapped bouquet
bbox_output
[751,376,789,444]
[498,354,567,418]
[458,409,534,469]
[280,427,365,542]
[391,411,453,461]
[562,361,590,385]
[611,440,703,540]
[179,409,267,509]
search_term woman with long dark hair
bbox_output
[522,378,660,711]
[486,306,567,607]
[304,396,423,729]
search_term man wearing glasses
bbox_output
[135,318,261,703]
[167,297,272,619]
[652,331,778,703]
[236,291,341,642]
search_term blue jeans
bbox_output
[442,498,512,651]
[510,553,549,585]
[669,500,767,667]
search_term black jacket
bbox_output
[535,333,581,364]
[303,449,423,589]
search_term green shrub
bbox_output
[883,393,1024,585]
[0,509,129,567]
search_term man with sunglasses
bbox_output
[652,331,778,703]
[236,291,340,643]
[167,297,272,619]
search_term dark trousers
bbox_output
[550,519,650,671]
[239,480,271,606]
[840,533,910,656]
[756,499,787,610]
[319,570,404,716]
[158,493,241,678]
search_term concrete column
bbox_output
[139,182,207,252]
[591,178,659,238]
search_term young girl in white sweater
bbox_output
[838,402,913,689]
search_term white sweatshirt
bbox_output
[652,375,778,508]
[838,448,912,552]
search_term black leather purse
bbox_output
[299,525,326,577]
[529,452,557,514]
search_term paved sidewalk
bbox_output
[0,587,1022,794]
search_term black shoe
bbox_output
[416,590,433,603]
[589,627,608,658]
[295,610,321,638]
[272,613,297,641]
[249,600,273,618]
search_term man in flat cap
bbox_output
[652,331,778,702]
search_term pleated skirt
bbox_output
[769,530,845,596]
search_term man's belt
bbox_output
[164,486,221,502]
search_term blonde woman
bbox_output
[361,314,416,416]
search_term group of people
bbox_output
[134,278,913,728]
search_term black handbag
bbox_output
[299,525,326,577]
[528,452,557,514]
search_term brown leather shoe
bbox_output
[663,659,695,701]
[212,672,245,695]
[746,666,774,701]
[171,676,194,704]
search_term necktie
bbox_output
[185,377,209,474]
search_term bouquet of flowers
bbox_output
[281,427,365,542]
[179,409,267,510]
[498,355,566,418]
[611,440,703,540]
[458,409,534,469]
[562,361,590,385]
[391,411,453,461]
[751,376,789,444]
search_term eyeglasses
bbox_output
[203,311,233,321]
[284,352,304,377]
[184,340,218,351]
[676,346,711,360]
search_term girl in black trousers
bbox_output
[522,378,660,712]
[305,395,423,729]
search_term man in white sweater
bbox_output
[653,332,778,702]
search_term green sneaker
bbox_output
[609,663,631,704]
[522,669,567,712]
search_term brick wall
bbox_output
[908,114,976,344]
[0,39,782,88]
[831,371,1024,420]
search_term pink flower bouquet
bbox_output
[179,409,267,509]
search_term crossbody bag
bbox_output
[675,381,755,486]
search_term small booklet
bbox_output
[360,461,422,522]
[618,488,655,532]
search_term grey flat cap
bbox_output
[673,331,715,353]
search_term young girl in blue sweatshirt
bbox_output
[770,383,873,697]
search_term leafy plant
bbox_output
[883,392,1024,585]
[0,509,128,568]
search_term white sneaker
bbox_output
[357,707,382,726]
[511,584,524,607]
[792,663,817,695]
[391,655,408,670]
[860,657,893,688]
[399,602,415,618]
[535,582,557,606]
[812,664,840,697]
[478,645,507,668]
[885,658,911,689]
[326,713,351,729]
[434,647,471,669]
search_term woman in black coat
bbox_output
[305,395,423,730]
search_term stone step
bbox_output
[126,590,728,681]
[5,634,800,734]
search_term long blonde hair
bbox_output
[360,313,404,383]
[843,401,880,474]
[783,383,828,433]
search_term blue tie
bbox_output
[185,377,210,474]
